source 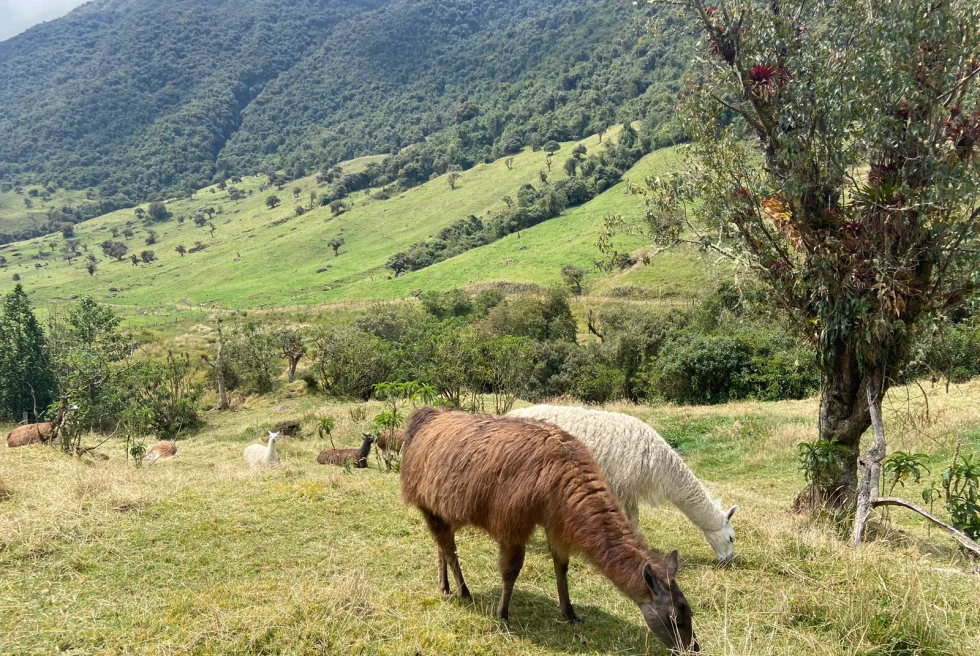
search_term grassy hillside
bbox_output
[2,384,978,654]
[0,138,709,315]
[0,187,91,239]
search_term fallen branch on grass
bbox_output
[871,497,980,560]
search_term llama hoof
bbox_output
[459,586,473,601]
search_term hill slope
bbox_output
[0,139,705,311]
[0,0,688,206]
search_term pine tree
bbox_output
[0,285,57,421]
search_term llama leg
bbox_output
[445,531,472,600]
[422,512,472,599]
[421,510,452,595]
[496,544,526,624]
[624,498,640,532]
[550,547,581,624]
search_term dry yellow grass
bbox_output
[1,385,978,655]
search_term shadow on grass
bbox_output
[451,587,660,655]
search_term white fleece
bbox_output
[509,404,737,562]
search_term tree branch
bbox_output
[871,497,980,559]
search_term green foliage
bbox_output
[147,202,171,223]
[0,285,58,421]
[227,321,279,394]
[316,416,336,440]
[882,452,930,495]
[0,0,688,210]
[131,352,203,439]
[941,455,980,540]
[310,328,394,400]
[798,438,853,504]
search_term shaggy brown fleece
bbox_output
[317,434,373,468]
[6,422,54,448]
[400,407,697,651]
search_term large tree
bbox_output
[0,285,57,421]
[626,0,980,510]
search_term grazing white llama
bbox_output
[244,431,281,469]
[509,405,738,563]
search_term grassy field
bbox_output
[2,382,978,655]
[0,136,709,321]
[0,187,93,238]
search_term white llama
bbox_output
[509,404,738,562]
[244,431,281,469]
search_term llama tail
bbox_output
[405,407,441,445]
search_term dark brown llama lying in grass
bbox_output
[400,407,699,653]
[317,433,373,468]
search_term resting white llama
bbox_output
[244,431,281,469]
[509,405,738,562]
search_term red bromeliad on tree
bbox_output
[611,1,980,537]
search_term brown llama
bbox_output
[146,442,178,463]
[400,407,699,653]
[317,433,373,468]
[375,428,407,456]
[6,422,55,448]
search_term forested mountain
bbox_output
[0,0,688,209]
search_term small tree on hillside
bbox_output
[86,261,97,276]
[626,0,980,538]
[265,195,281,209]
[561,265,586,295]
[145,230,158,246]
[140,250,156,264]
[134,207,146,221]
[101,240,128,262]
[447,171,462,190]
[122,227,134,240]
[201,319,229,410]
[175,244,186,257]
[148,202,170,222]
[329,238,344,257]
[276,329,306,383]
[505,157,515,170]
[543,140,561,156]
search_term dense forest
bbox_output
[0,0,688,211]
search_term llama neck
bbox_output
[358,438,372,459]
[655,451,725,531]
[266,440,278,461]
[555,478,656,603]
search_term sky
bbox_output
[0,0,89,41]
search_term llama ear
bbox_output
[642,563,670,601]
[665,549,679,578]
[726,505,739,522]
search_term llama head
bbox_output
[703,503,738,564]
[638,552,699,653]
[267,431,281,444]
[362,432,375,444]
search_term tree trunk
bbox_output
[287,356,300,383]
[817,345,872,508]
[853,370,886,544]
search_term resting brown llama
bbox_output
[400,408,699,653]
[6,422,55,448]
[317,433,373,468]
[146,442,178,463]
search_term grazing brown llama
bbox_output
[317,433,374,468]
[375,428,407,457]
[400,408,699,653]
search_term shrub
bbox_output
[310,328,394,400]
